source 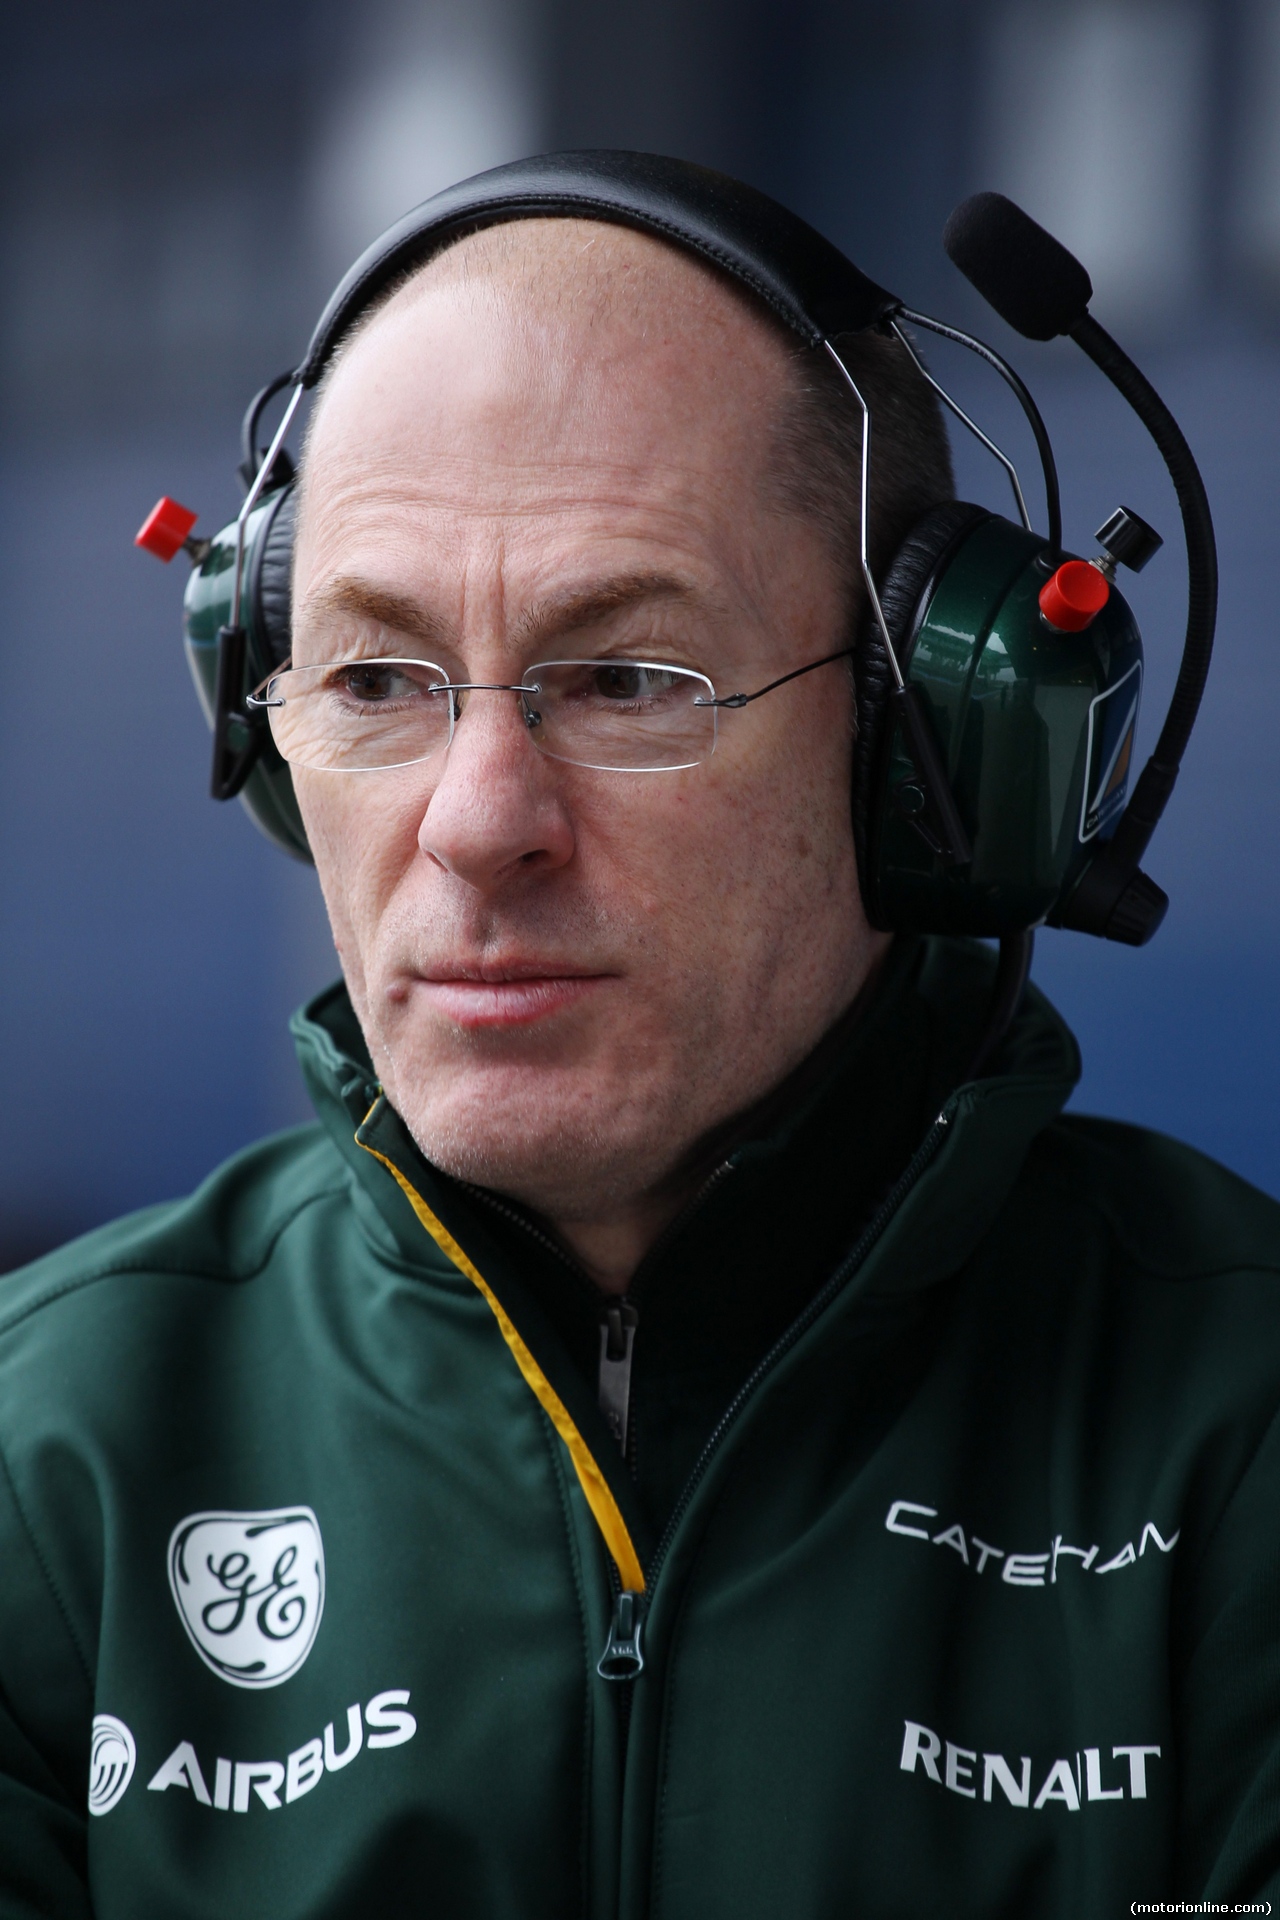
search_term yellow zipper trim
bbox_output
[358,1137,645,1595]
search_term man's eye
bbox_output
[594,665,643,700]
[337,666,399,702]
[327,664,429,704]
[590,665,681,702]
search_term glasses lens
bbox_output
[264,659,452,772]
[523,661,716,771]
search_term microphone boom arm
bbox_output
[1049,313,1218,941]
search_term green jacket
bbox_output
[3,938,1280,1919]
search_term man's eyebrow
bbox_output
[299,576,449,647]
[299,570,703,652]
[516,573,699,645]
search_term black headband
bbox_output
[296,149,902,388]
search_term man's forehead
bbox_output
[294,214,801,577]
[363,214,787,349]
[299,216,798,466]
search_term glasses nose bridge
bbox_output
[446,678,545,752]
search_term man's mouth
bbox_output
[411,962,614,1031]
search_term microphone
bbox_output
[942,192,1092,340]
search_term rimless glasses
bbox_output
[247,649,855,776]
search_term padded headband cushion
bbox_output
[246,485,296,674]
[296,150,900,387]
[851,500,991,922]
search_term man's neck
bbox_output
[554,1204,687,1296]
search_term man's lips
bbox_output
[411,964,614,1031]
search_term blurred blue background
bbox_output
[2,0,1276,1266]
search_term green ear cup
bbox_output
[183,488,311,863]
[867,514,1143,935]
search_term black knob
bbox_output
[1094,505,1163,574]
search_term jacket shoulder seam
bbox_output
[1182,1390,1280,1640]
[0,1429,94,1696]
[1033,1121,1280,1282]
[0,1179,351,1341]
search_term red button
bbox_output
[1038,559,1110,632]
[135,496,198,563]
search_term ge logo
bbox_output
[89,1714,136,1816]
[168,1508,325,1689]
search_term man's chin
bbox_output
[391,1079,670,1220]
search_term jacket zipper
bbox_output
[598,1301,639,1454]
[468,1161,738,1465]
[597,1107,953,1678]
[465,1183,643,1448]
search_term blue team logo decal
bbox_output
[168,1507,325,1689]
[1079,659,1142,843]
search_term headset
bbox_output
[136,152,1217,1062]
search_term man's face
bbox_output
[292,223,888,1230]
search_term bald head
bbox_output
[299,219,814,566]
[298,215,952,615]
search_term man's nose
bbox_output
[417,687,576,887]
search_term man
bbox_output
[3,176,1280,1920]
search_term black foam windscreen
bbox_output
[942,193,1092,341]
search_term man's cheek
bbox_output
[304,801,400,945]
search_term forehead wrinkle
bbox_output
[298,575,452,650]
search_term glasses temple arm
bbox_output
[699,648,855,708]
